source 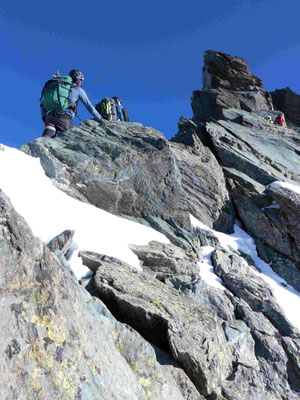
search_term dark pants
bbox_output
[42,111,73,138]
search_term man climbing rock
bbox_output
[274,112,285,127]
[41,69,102,138]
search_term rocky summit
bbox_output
[1,50,300,399]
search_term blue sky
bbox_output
[1,0,299,147]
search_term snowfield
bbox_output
[0,144,299,330]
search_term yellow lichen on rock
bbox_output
[47,323,67,343]
[139,377,151,388]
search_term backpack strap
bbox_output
[39,85,46,102]
[39,80,52,101]
[56,80,70,108]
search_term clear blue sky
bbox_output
[1,0,299,148]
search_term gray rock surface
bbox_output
[165,275,235,321]
[20,120,191,230]
[89,250,300,399]
[152,346,205,400]
[202,50,264,91]
[192,50,273,123]
[268,182,300,263]
[171,117,235,232]
[0,189,203,400]
[192,87,273,123]
[47,229,75,255]
[129,240,201,280]
[194,108,300,290]
[212,248,299,337]
[271,87,300,125]
[2,49,300,400]
[92,254,234,396]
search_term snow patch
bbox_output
[0,145,169,279]
[269,180,300,195]
[198,246,225,290]
[191,214,300,330]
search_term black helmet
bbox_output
[69,69,84,82]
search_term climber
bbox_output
[111,97,130,122]
[41,69,102,138]
[274,113,285,127]
[266,115,274,124]
[95,97,130,122]
[112,97,125,121]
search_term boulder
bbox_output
[20,120,191,230]
[90,250,300,399]
[129,240,201,280]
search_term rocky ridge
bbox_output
[1,50,300,399]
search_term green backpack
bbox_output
[40,75,73,111]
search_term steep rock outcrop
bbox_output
[201,109,300,289]
[192,50,273,122]
[88,250,300,399]
[271,87,300,125]
[267,183,300,263]
[171,117,235,232]
[202,50,264,91]
[0,188,202,400]
[20,116,237,237]
[172,102,300,290]
[20,120,191,230]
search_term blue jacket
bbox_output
[115,102,125,121]
[41,85,102,122]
